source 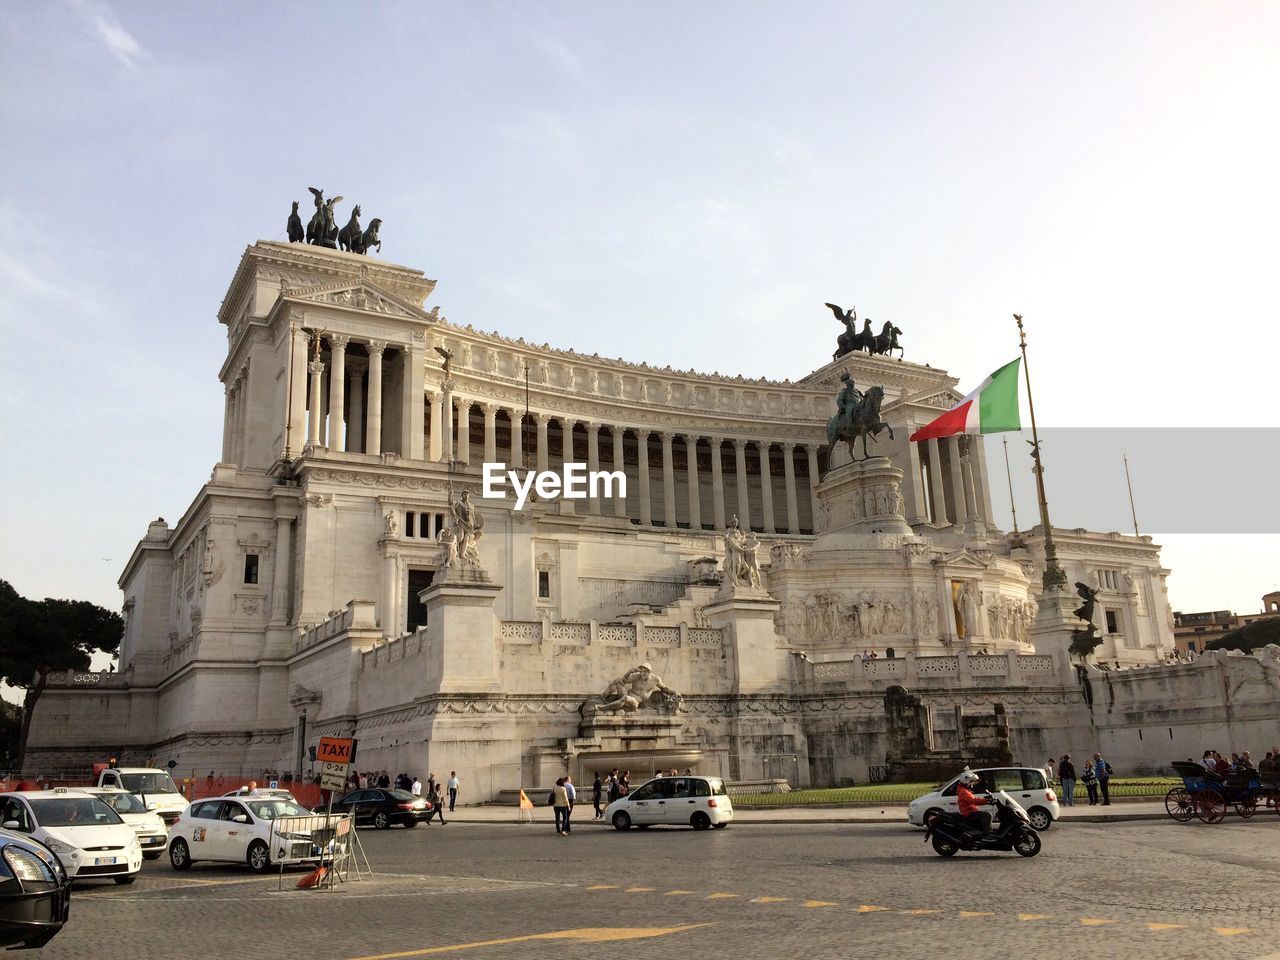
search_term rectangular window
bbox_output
[537,570,551,599]
[243,554,259,584]
[406,569,434,633]
[405,511,416,538]
[1105,610,1119,634]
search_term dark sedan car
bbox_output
[314,789,431,829]
[0,827,71,950]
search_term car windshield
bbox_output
[246,799,311,820]
[120,773,179,794]
[92,792,149,815]
[31,797,124,827]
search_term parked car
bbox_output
[96,767,190,826]
[907,767,1060,831]
[0,789,142,884]
[0,827,71,950]
[314,789,431,829]
[221,788,296,802]
[167,795,321,873]
[79,787,169,860]
[605,776,733,830]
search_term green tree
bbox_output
[0,580,122,770]
[1206,617,1280,655]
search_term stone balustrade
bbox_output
[498,618,723,650]
[41,670,128,689]
[803,649,1063,691]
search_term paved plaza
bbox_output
[37,816,1278,960]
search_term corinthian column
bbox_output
[440,379,455,462]
[328,335,348,452]
[807,444,821,531]
[612,426,626,518]
[403,337,425,460]
[734,439,750,525]
[948,436,970,524]
[586,422,601,515]
[661,432,677,527]
[709,437,726,529]
[428,392,443,461]
[684,435,702,529]
[509,410,524,468]
[307,355,325,446]
[758,440,776,534]
[782,442,799,534]
[636,430,653,525]
[482,403,498,464]
[455,397,471,464]
[535,414,549,473]
[927,437,948,526]
[366,341,384,456]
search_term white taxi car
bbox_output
[80,787,169,860]
[907,767,1060,831]
[0,789,142,884]
[167,795,323,873]
[605,775,733,830]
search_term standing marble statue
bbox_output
[961,582,983,640]
[740,531,763,588]
[450,490,484,567]
[723,515,763,588]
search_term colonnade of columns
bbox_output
[912,433,991,532]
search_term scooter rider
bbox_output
[956,770,992,834]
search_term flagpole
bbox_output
[1001,436,1019,534]
[1015,315,1067,591]
[1123,453,1140,537]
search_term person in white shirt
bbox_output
[562,775,577,834]
[411,776,422,797]
[446,772,460,812]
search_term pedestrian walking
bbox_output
[606,769,620,805]
[447,771,460,812]
[1081,761,1098,805]
[619,770,630,796]
[552,778,571,836]
[411,775,422,797]
[427,772,437,799]
[426,783,447,824]
[592,772,603,820]
[1058,754,1076,806]
[1093,753,1112,805]
[562,775,576,834]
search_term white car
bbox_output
[167,795,325,873]
[80,787,169,860]
[0,789,142,884]
[907,767,1061,831]
[605,776,733,830]
[96,768,190,827]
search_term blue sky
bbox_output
[1,1,1276,621]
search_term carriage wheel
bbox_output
[1234,797,1257,819]
[1195,789,1226,824]
[1164,787,1196,822]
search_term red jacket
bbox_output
[957,784,989,816]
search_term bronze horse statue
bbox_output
[338,205,363,252]
[826,385,894,461]
[358,218,382,254]
[872,322,904,358]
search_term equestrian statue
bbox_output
[826,371,894,462]
[295,186,383,255]
[825,302,905,359]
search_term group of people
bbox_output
[1046,753,1114,806]
[1198,748,1280,776]
[341,769,460,820]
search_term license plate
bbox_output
[95,856,118,866]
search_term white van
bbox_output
[907,767,1060,831]
[96,768,189,826]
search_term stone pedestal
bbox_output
[420,569,503,693]
[813,455,911,544]
[1029,586,1082,686]
[705,583,785,694]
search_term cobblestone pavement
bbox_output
[36,818,1279,960]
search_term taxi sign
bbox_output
[317,737,356,765]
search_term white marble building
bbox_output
[29,240,1222,792]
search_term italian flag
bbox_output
[909,358,1022,442]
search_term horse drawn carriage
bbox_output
[1164,760,1280,823]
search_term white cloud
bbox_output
[67,0,144,69]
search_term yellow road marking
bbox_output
[857,905,889,913]
[804,900,837,908]
[1146,923,1186,931]
[1018,914,1053,921]
[749,896,789,904]
[959,912,993,918]
[664,890,695,896]
[705,893,739,900]
[1079,919,1116,926]
[624,887,655,893]
[1212,928,1252,937]
[345,925,712,960]
[587,885,617,891]
[903,909,942,915]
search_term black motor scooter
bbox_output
[924,789,1042,858]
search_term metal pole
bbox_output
[1002,436,1019,534]
[1015,315,1067,591]
[1123,453,1140,537]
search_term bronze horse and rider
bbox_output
[292,188,383,256]
[825,303,904,360]
[826,372,894,462]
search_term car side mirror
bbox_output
[2,820,19,831]
[232,814,249,824]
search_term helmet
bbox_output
[958,770,980,787]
